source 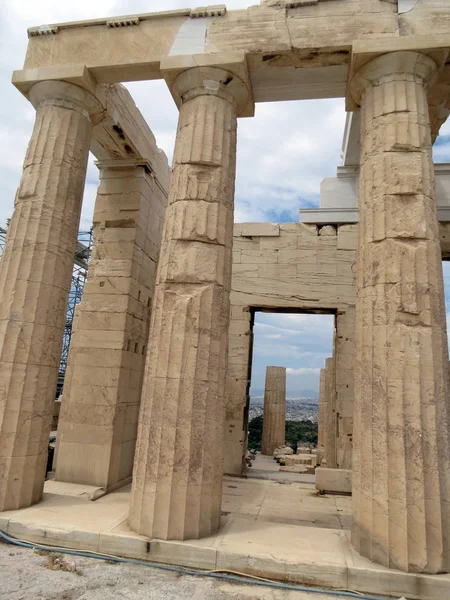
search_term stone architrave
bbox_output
[351,51,450,573]
[261,366,286,455]
[0,81,102,511]
[128,65,251,541]
[55,159,167,490]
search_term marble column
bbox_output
[325,356,337,469]
[351,51,450,573]
[128,67,250,540]
[261,366,286,455]
[0,81,102,511]
[317,367,327,464]
[55,159,167,490]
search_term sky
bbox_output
[1,0,450,397]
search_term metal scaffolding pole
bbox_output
[0,224,92,399]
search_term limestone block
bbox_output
[315,467,351,494]
[337,225,358,250]
[240,223,280,237]
[273,446,293,458]
[285,454,315,466]
[279,465,308,474]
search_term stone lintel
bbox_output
[94,158,154,173]
[346,35,450,110]
[161,52,255,118]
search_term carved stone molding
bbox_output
[190,5,227,18]
[106,17,140,27]
[28,25,59,37]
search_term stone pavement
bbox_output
[0,476,448,599]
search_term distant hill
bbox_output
[251,389,319,400]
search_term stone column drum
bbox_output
[261,366,286,455]
[128,67,250,540]
[351,51,450,573]
[0,81,102,510]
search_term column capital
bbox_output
[28,80,104,125]
[349,51,438,107]
[161,53,254,117]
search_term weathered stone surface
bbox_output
[350,51,450,574]
[0,81,101,511]
[325,357,337,470]
[21,0,399,103]
[262,366,286,456]
[55,157,168,490]
[317,368,327,463]
[128,66,250,541]
[225,222,356,476]
[273,446,293,458]
[315,467,352,494]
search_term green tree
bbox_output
[247,415,263,451]
[247,416,318,453]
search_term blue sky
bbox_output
[1,0,450,397]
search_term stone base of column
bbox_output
[315,467,352,495]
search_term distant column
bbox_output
[0,81,102,511]
[317,367,327,464]
[324,356,337,469]
[262,366,286,455]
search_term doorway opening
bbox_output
[245,308,335,484]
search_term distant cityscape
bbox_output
[249,396,319,423]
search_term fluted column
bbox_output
[350,51,450,573]
[261,366,286,455]
[317,365,328,465]
[325,356,337,469]
[129,67,250,540]
[0,81,102,511]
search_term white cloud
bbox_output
[287,368,322,376]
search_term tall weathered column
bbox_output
[351,51,450,573]
[129,65,251,540]
[0,81,102,511]
[55,159,167,490]
[317,366,328,464]
[261,366,286,455]
[324,356,337,469]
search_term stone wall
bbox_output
[226,222,357,475]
